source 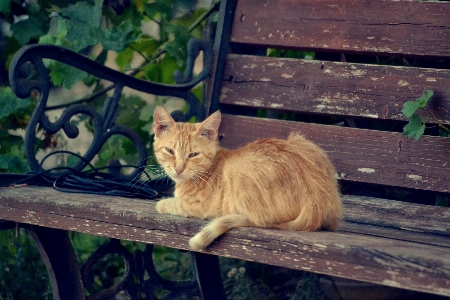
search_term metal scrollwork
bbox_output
[81,240,203,300]
[8,38,213,179]
[81,239,135,300]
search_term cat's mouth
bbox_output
[169,173,190,183]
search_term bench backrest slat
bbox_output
[231,0,450,58]
[221,54,450,123]
[219,115,450,194]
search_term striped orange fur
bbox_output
[152,106,342,251]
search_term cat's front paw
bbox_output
[156,198,175,215]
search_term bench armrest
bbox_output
[8,39,213,179]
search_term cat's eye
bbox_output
[189,152,200,158]
[165,147,174,155]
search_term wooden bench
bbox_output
[2,0,450,299]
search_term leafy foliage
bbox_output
[220,258,325,300]
[401,89,434,119]
[0,87,35,173]
[401,88,450,141]
[401,88,432,141]
[402,115,428,141]
[0,229,52,300]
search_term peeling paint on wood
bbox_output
[221,55,450,124]
[358,168,376,174]
[407,174,424,182]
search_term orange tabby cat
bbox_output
[152,106,342,251]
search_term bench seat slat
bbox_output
[218,114,450,193]
[1,186,449,296]
[341,222,450,249]
[342,195,450,239]
[221,54,450,123]
[231,0,450,58]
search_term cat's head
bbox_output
[152,106,221,183]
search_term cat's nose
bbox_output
[175,167,185,175]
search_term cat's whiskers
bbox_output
[197,171,219,186]
[128,169,149,190]
[189,174,202,187]
[191,174,212,192]
[145,165,167,178]
[191,171,214,192]
[198,170,218,181]
[127,164,168,190]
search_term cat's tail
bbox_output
[189,214,254,251]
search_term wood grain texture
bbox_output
[231,0,450,58]
[221,54,450,123]
[1,186,450,296]
[217,114,450,193]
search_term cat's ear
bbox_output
[153,106,176,137]
[197,110,221,141]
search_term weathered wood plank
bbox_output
[218,115,450,193]
[231,0,450,58]
[342,195,450,238]
[341,222,450,249]
[221,54,450,123]
[0,186,450,296]
[2,187,449,243]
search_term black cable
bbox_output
[2,150,171,199]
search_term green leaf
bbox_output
[141,122,153,132]
[0,0,12,15]
[161,56,181,83]
[39,17,80,51]
[120,95,146,110]
[416,88,434,107]
[60,0,103,28]
[48,61,89,89]
[191,85,203,103]
[128,37,162,60]
[10,15,46,45]
[144,1,173,19]
[163,24,192,66]
[401,88,434,118]
[59,0,104,51]
[139,98,165,122]
[95,20,141,52]
[139,104,156,122]
[0,145,29,173]
[401,101,420,118]
[0,87,33,120]
[116,48,135,72]
[139,103,157,122]
[68,22,98,51]
[403,115,426,141]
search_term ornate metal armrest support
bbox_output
[9,38,213,179]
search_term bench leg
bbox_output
[191,252,227,300]
[27,225,85,300]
